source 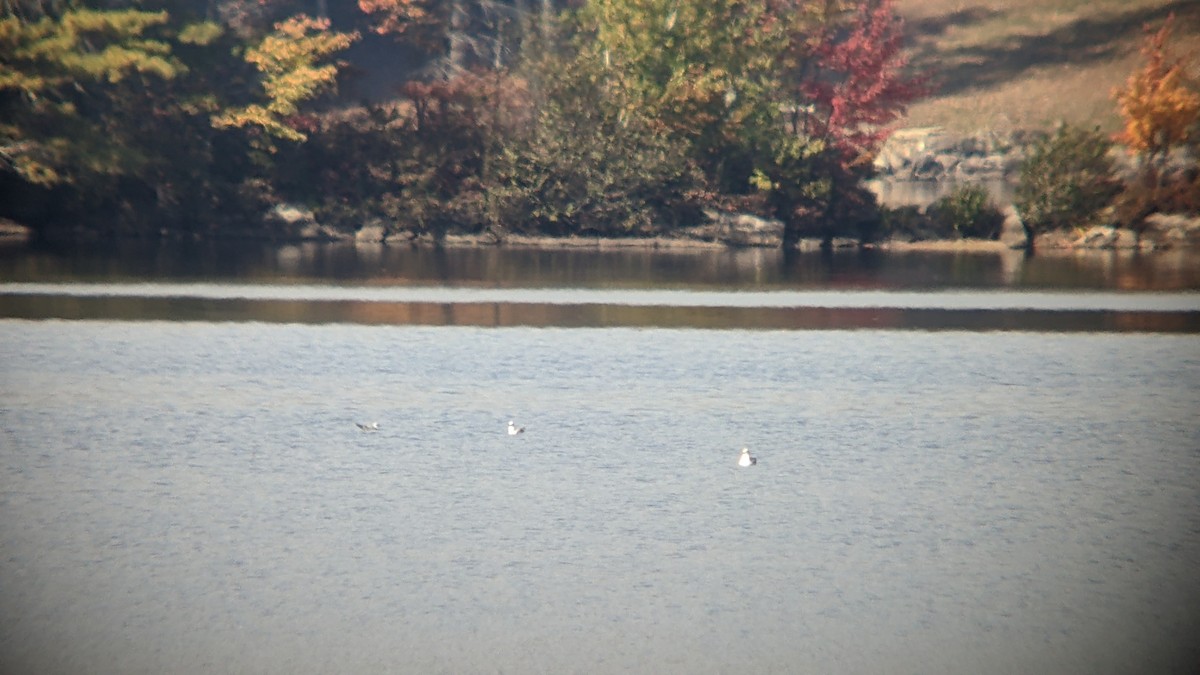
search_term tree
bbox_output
[211,14,358,145]
[794,0,927,167]
[1113,13,1200,169]
[1015,125,1119,250]
[489,35,699,236]
[0,5,183,185]
[358,0,442,44]
[578,0,784,191]
[359,0,532,75]
[761,0,927,247]
[1112,13,1200,230]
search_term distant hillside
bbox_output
[895,0,1200,134]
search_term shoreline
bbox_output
[4,216,1198,254]
[425,232,1014,253]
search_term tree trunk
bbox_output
[1022,221,1037,252]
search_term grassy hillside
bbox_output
[895,0,1200,134]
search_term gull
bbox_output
[738,447,757,467]
[356,422,380,432]
[507,420,525,435]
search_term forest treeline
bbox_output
[2,1,1197,247]
[0,0,929,244]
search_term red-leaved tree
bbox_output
[797,0,928,168]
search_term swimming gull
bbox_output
[738,447,757,467]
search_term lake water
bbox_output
[1,242,1198,674]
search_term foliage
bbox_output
[578,0,785,191]
[0,5,183,185]
[358,0,438,36]
[0,0,933,246]
[489,41,701,236]
[751,0,927,246]
[212,15,358,145]
[359,0,534,75]
[1113,13,1200,166]
[794,0,928,168]
[928,184,1004,240]
[1015,125,1120,247]
[278,104,409,230]
[879,204,953,242]
[1111,13,1200,231]
[282,68,533,236]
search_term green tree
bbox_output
[928,184,1004,240]
[578,0,784,191]
[1015,125,1119,250]
[490,36,700,236]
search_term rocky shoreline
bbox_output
[4,125,1198,252]
[872,127,1035,185]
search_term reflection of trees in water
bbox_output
[1,295,1196,332]
[3,241,1199,291]
[1016,249,1198,291]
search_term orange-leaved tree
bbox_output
[358,0,439,38]
[1113,13,1199,170]
[1112,13,1200,226]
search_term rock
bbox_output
[686,210,784,247]
[873,127,1034,204]
[355,221,387,243]
[0,218,32,242]
[934,153,960,173]
[266,203,316,227]
[1144,213,1200,249]
[264,202,348,241]
[1075,225,1118,248]
[911,153,943,180]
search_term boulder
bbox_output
[355,220,387,244]
[0,218,32,242]
[1075,226,1119,248]
[687,210,784,247]
[1144,213,1200,249]
[264,202,348,241]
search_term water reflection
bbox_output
[3,294,1196,332]
[2,239,1199,291]
[2,240,1197,330]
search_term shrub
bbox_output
[929,184,1005,239]
[487,45,701,237]
[1112,164,1200,243]
[1014,124,1120,249]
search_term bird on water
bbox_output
[738,447,757,467]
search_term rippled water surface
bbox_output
[2,241,1199,674]
[2,322,1198,675]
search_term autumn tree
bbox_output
[761,0,928,246]
[489,29,699,237]
[212,14,358,145]
[0,5,183,186]
[1114,14,1200,169]
[793,0,926,167]
[1112,13,1200,228]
